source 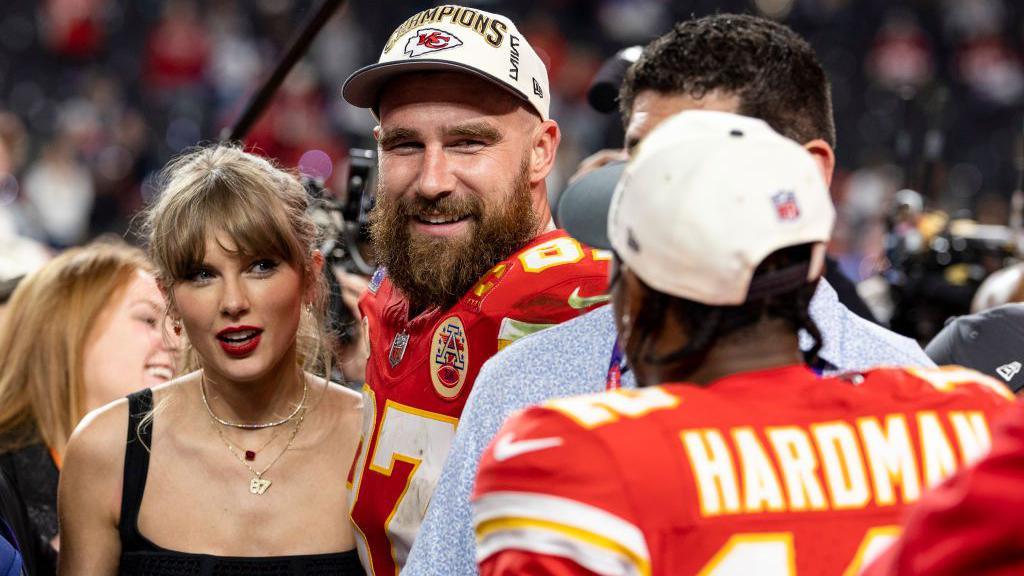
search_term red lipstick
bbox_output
[216,325,263,357]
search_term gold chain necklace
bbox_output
[201,371,308,429]
[217,425,284,462]
[214,409,305,495]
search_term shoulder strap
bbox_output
[118,389,153,549]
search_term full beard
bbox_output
[369,159,538,313]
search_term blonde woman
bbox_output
[58,145,363,575]
[0,239,175,574]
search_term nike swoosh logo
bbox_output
[492,434,563,462]
[567,287,611,310]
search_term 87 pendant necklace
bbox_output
[214,409,305,495]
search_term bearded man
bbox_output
[339,5,609,574]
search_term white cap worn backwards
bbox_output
[342,5,550,120]
[607,110,836,306]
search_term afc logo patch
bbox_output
[405,28,463,58]
[430,316,469,400]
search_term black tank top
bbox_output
[118,389,364,575]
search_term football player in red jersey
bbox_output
[863,402,1024,575]
[340,5,610,573]
[471,110,1014,576]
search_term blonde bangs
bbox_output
[154,183,303,281]
[148,146,311,284]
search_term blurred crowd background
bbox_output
[1,0,1023,343]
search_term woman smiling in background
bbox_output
[0,239,176,574]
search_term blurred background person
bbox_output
[0,239,176,575]
[21,128,95,249]
[0,110,49,327]
[58,145,363,574]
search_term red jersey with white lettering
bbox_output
[348,230,609,575]
[472,365,1013,576]
[864,399,1024,576]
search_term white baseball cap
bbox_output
[342,5,550,120]
[607,110,835,306]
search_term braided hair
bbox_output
[625,244,824,375]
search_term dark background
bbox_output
[1,0,1022,339]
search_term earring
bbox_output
[172,319,182,336]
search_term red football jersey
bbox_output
[864,399,1024,576]
[348,230,610,574]
[473,365,1014,576]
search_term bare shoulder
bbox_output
[300,373,362,433]
[321,381,363,432]
[65,397,130,478]
[60,395,131,542]
[64,379,190,476]
[323,381,363,407]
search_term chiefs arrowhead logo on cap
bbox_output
[404,28,464,58]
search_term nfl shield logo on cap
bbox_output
[772,191,801,221]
